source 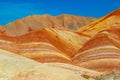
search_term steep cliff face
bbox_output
[3,14,95,36]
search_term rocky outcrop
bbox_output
[98,72,120,80]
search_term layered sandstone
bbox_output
[73,28,120,72]
[0,28,89,63]
[0,49,101,80]
[72,9,120,73]
[0,9,119,79]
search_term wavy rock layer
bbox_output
[0,28,89,63]
[72,9,120,73]
[77,9,120,37]
[0,49,100,80]
[73,28,120,72]
[0,9,119,77]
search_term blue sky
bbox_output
[0,0,120,25]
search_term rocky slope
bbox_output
[0,28,89,63]
[2,14,95,36]
[73,9,120,73]
[77,8,120,37]
[73,28,120,72]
